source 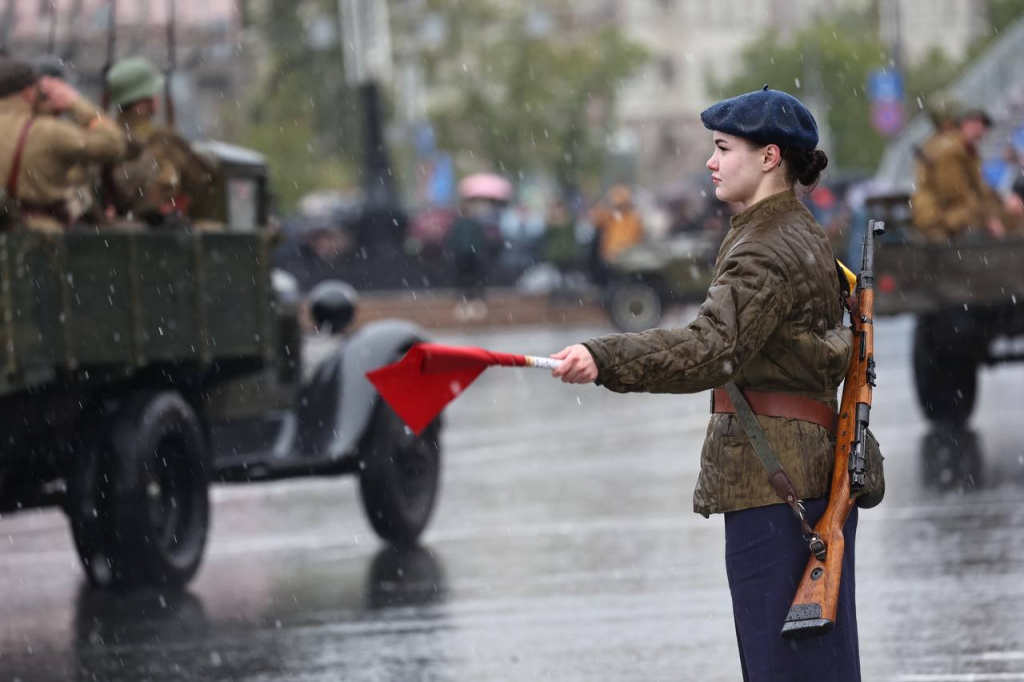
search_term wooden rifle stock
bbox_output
[780,220,884,639]
[165,0,177,129]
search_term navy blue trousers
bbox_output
[725,499,861,682]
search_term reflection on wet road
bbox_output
[2,313,1024,681]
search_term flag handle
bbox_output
[523,355,563,370]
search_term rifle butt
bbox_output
[780,533,845,640]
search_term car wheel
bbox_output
[359,402,442,546]
[913,319,978,426]
[67,391,210,589]
[607,280,664,332]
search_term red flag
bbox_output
[366,343,542,435]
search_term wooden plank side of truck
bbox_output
[0,231,276,398]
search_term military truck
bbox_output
[867,192,1024,425]
[605,231,719,333]
[0,142,442,589]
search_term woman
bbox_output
[552,87,859,681]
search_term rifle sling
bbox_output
[723,382,820,543]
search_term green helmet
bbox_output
[106,56,165,107]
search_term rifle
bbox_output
[165,0,176,128]
[0,0,15,56]
[780,219,884,640]
[45,1,58,55]
[100,0,116,109]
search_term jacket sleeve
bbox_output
[583,237,794,394]
[47,98,126,165]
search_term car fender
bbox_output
[321,320,427,460]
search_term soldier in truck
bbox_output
[0,55,125,233]
[911,107,1008,242]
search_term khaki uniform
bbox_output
[583,190,851,516]
[912,132,1004,241]
[112,110,217,223]
[0,95,124,232]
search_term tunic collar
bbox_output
[730,189,802,231]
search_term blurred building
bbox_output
[571,0,989,191]
[1,0,256,141]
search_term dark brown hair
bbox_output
[781,147,828,188]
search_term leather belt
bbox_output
[712,387,837,435]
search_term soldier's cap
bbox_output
[701,85,819,150]
[106,56,165,108]
[958,108,993,127]
[0,56,39,99]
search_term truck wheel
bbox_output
[607,280,663,332]
[67,391,210,589]
[359,402,441,546]
[913,321,978,425]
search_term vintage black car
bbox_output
[0,143,441,589]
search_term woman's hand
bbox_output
[551,344,598,384]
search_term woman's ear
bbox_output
[762,144,783,172]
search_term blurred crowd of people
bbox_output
[274,91,1024,302]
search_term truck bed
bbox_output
[0,230,276,397]
[866,193,1024,316]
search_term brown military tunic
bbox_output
[0,95,124,232]
[112,110,217,222]
[912,131,1004,240]
[583,190,852,516]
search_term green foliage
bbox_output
[986,0,1024,33]
[904,47,962,111]
[714,21,889,173]
[416,1,648,191]
[715,13,989,174]
[239,0,360,210]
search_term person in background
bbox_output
[542,197,578,302]
[588,184,644,285]
[105,56,218,227]
[912,107,1006,241]
[0,56,124,233]
[447,198,490,321]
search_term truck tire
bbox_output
[67,391,210,589]
[913,321,978,426]
[359,402,441,546]
[607,280,664,332]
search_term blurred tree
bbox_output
[240,0,360,210]
[985,0,1024,33]
[410,0,648,193]
[713,19,889,174]
[715,12,968,174]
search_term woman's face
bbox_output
[705,131,766,205]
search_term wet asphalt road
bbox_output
[2,311,1024,682]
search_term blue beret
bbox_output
[701,86,819,150]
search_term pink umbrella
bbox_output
[458,173,513,201]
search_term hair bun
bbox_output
[797,149,828,186]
